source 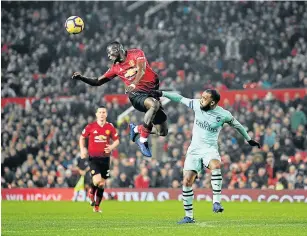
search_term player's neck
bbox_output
[211,105,218,110]
[97,120,106,127]
[116,51,127,64]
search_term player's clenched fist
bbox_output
[72,72,82,80]
[104,144,113,154]
[248,139,261,148]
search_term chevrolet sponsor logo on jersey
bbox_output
[125,68,138,79]
[94,135,107,142]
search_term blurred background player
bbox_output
[72,41,168,158]
[79,106,120,213]
[72,156,90,202]
[152,89,260,223]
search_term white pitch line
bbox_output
[4,222,307,234]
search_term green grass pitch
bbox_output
[2,201,307,236]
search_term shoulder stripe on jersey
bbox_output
[189,100,193,109]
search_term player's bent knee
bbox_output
[151,100,160,111]
[209,160,221,170]
[183,177,193,187]
[158,129,168,137]
[92,178,102,187]
[97,180,105,189]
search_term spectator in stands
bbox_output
[291,105,307,132]
[134,167,150,188]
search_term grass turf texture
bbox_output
[2,201,307,236]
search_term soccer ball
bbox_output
[65,16,84,34]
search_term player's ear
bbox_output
[211,101,215,106]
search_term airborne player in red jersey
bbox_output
[80,106,120,213]
[72,42,168,157]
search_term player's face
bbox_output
[200,92,215,111]
[107,46,120,62]
[96,108,107,121]
[107,50,119,61]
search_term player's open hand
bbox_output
[104,144,113,154]
[126,84,136,93]
[80,148,88,159]
[248,139,261,149]
[72,72,82,80]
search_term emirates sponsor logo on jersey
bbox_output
[195,119,218,133]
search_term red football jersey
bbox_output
[103,49,158,92]
[81,121,119,157]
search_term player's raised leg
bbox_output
[131,103,168,141]
[134,97,161,157]
[151,108,168,136]
[208,159,224,213]
[178,170,197,224]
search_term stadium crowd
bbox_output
[2,1,307,99]
[2,91,307,190]
[1,1,307,190]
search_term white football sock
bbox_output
[139,137,148,143]
[182,186,194,218]
[134,126,139,133]
[211,169,222,203]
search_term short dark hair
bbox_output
[205,89,220,103]
[96,106,107,111]
[107,41,124,51]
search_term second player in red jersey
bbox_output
[72,41,168,158]
[82,120,119,157]
[79,106,119,213]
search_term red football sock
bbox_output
[138,124,152,142]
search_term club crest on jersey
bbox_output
[105,130,110,135]
[129,60,135,67]
[216,117,221,122]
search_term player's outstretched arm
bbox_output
[151,91,191,105]
[72,72,112,86]
[227,116,261,148]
